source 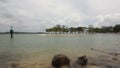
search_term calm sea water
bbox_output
[0,34,120,67]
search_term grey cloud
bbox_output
[0,0,120,32]
[94,13,120,27]
[0,0,8,3]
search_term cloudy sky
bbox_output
[0,0,120,32]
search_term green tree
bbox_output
[69,27,76,33]
[88,25,94,33]
[76,27,84,33]
[113,24,120,33]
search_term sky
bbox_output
[0,0,120,32]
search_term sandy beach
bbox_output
[3,51,120,68]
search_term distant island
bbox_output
[0,32,46,34]
[46,24,120,34]
[0,24,120,34]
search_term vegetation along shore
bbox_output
[46,24,120,34]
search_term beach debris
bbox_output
[91,48,93,51]
[106,65,112,68]
[112,57,118,61]
[91,48,120,56]
[91,48,120,62]
[51,54,70,68]
[10,63,19,68]
[77,55,88,66]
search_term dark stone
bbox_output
[112,57,118,61]
[77,55,88,66]
[91,48,93,51]
[10,63,19,68]
[52,54,70,68]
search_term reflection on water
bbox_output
[0,34,120,67]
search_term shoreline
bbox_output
[0,48,120,68]
[1,48,120,68]
[0,31,120,35]
[4,53,120,68]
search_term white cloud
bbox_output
[0,0,120,32]
[94,13,120,27]
[0,0,83,32]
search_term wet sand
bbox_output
[0,48,120,68]
[3,53,120,68]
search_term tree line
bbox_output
[46,24,120,33]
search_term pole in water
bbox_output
[10,26,14,39]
